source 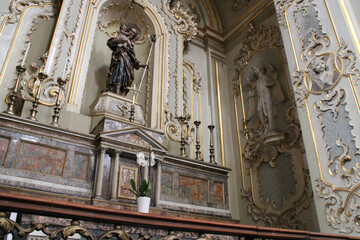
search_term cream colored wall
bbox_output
[0,0,12,17]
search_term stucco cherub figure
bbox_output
[245,64,285,136]
[308,54,335,90]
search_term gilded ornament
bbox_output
[315,89,360,233]
[292,34,360,108]
[0,0,59,26]
[184,60,202,94]
[167,0,198,41]
[98,2,150,44]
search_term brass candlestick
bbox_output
[128,84,139,122]
[208,125,216,164]
[129,104,135,122]
[194,121,202,161]
[50,77,67,126]
[4,65,26,115]
[28,72,47,121]
[175,114,193,157]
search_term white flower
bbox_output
[150,151,156,167]
[136,151,148,167]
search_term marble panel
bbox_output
[71,152,90,181]
[214,182,225,204]
[179,175,209,203]
[112,133,151,147]
[161,171,174,196]
[0,136,10,166]
[118,164,138,199]
[102,153,111,198]
[13,141,66,176]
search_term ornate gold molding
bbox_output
[18,53,66,107]
[293,35,360,108]
[0,213,210,239]
[166,0,198,41]
[0,0,59,30]
[183,60,202,94]
[314,89,360,234]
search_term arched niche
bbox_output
[69,0,166,129]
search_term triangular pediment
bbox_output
[99,127,167,152]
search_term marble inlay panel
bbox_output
[13,141,66,176]
[71,152,90,181]
[161,171,174,196]
[214,181,225,204]
[178,175,209,202]
[113,133,151,147]
[0,136,10,166]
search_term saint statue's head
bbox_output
[252,65,265,75]
[125,23,141,42]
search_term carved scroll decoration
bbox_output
[0,213,210,239]
[19,54,66,107]
[183,60,202,94]
[292,33,360,108]
[0,0,59,27]
[97,2,150,44]
[278,0,360,234]
[314,89,360,234]
[166,0,198,41]
[275,0,311,29]
[233,25,312,229]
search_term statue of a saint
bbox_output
[245,64,285,135]
[106,24,147,96]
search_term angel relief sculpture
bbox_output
[307,53,335,91]
[244,64,285,138]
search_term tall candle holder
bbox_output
[28,72,47,121]
[4,65,26,115]
[194,121,202,161]
[50,77,67,126]
[175,114,193,157]
[127,84,139,122]
[208,125,216,164]
[129,104,135,122]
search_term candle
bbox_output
[62,63,67,80]
[22,42,31,67]
[62,52,70,80]
[132,84,136,105]
[194,101,198,119]
[208,105,213,125]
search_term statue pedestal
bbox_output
[90,92,145,131]
[262,131,285,144]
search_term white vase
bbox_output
[137,196,151,213]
